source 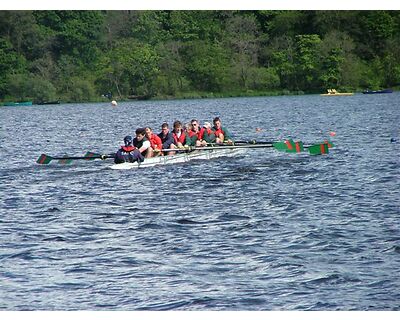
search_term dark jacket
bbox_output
[158,131,175,149]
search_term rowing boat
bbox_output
[36,141,332,167]
[110,147,246,170]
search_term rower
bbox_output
[188,119,203,147]
[212,117,233,144]
[158,122,176,155]
[172,120,188,149]
[145,127,163,157]
[132,127,151,160]
[198,121,216,145]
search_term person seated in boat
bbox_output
[114,135,145,164]
[212,117,233,144]
[145,127,163,158]
[132,127,151,159]
[183,122,195,147]
[171,120,188,149]
[186,119,203,147]
[158,122,176,155]
[198,121,216,145]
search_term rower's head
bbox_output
[161,122,169,134]
[173,120,183,132]
[124,135,133,146]
[203,122,211,129]
[185,122,192,131]
[135,128,146,141]
[145,127,153,139]
[191,119,199,131]
[213,117,222,129]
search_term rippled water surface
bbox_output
[1,94,399,310]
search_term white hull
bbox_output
[109,147,246,170]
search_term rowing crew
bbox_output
[114,117,233,164]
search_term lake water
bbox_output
[0,94,399,311]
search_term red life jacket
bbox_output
[198,127,213,140]
[148,133,162,150]
[187,130,198,138]
[173,130,186,144]
[214,127,225,137]
[121,145,135,152]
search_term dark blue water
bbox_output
[1,94,399,310]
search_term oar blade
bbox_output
[84,151,102,160]
[58,155,74,164]
[308,143,329,155]
[36,153,53,164]
[284,139,297,153]
[324,140,335,148]
[273,142,288,151]
[273,140,304,153]
[295,141,304,152]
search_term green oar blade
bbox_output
[294,141,304,152]
[284,139,297,153]
[273,141,288,151]
[324,140,335,148]
[308,143,329,155]
[273,140,304,153]
[36,153,53,164]
[84,151,102,160]
[58,155,74,164]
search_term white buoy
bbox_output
[111,100,117,106]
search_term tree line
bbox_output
[0,10,399,103]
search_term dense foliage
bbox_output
[1,10,399,102]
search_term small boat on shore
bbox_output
[110,147,246,170]
[321,89,353,96]
[362,89,393,94]
[3,101,33,106]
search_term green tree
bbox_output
[295,34,322,91]
[225,14,260,89]
[319,31,357,89]
[0,39,27,98]
[155,41,187,96]
[183,40,230,92]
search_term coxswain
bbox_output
[114,135,137,164]
[158,122,176,155]
[145,127,163,157]
[212,117,233,144]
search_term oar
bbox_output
[36,153,114,164]
[234,140,276,145]
[235,139,334,155]
[161,143,276,153]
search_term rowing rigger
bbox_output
[36,140,334,165]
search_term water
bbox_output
[0,94,399,310]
